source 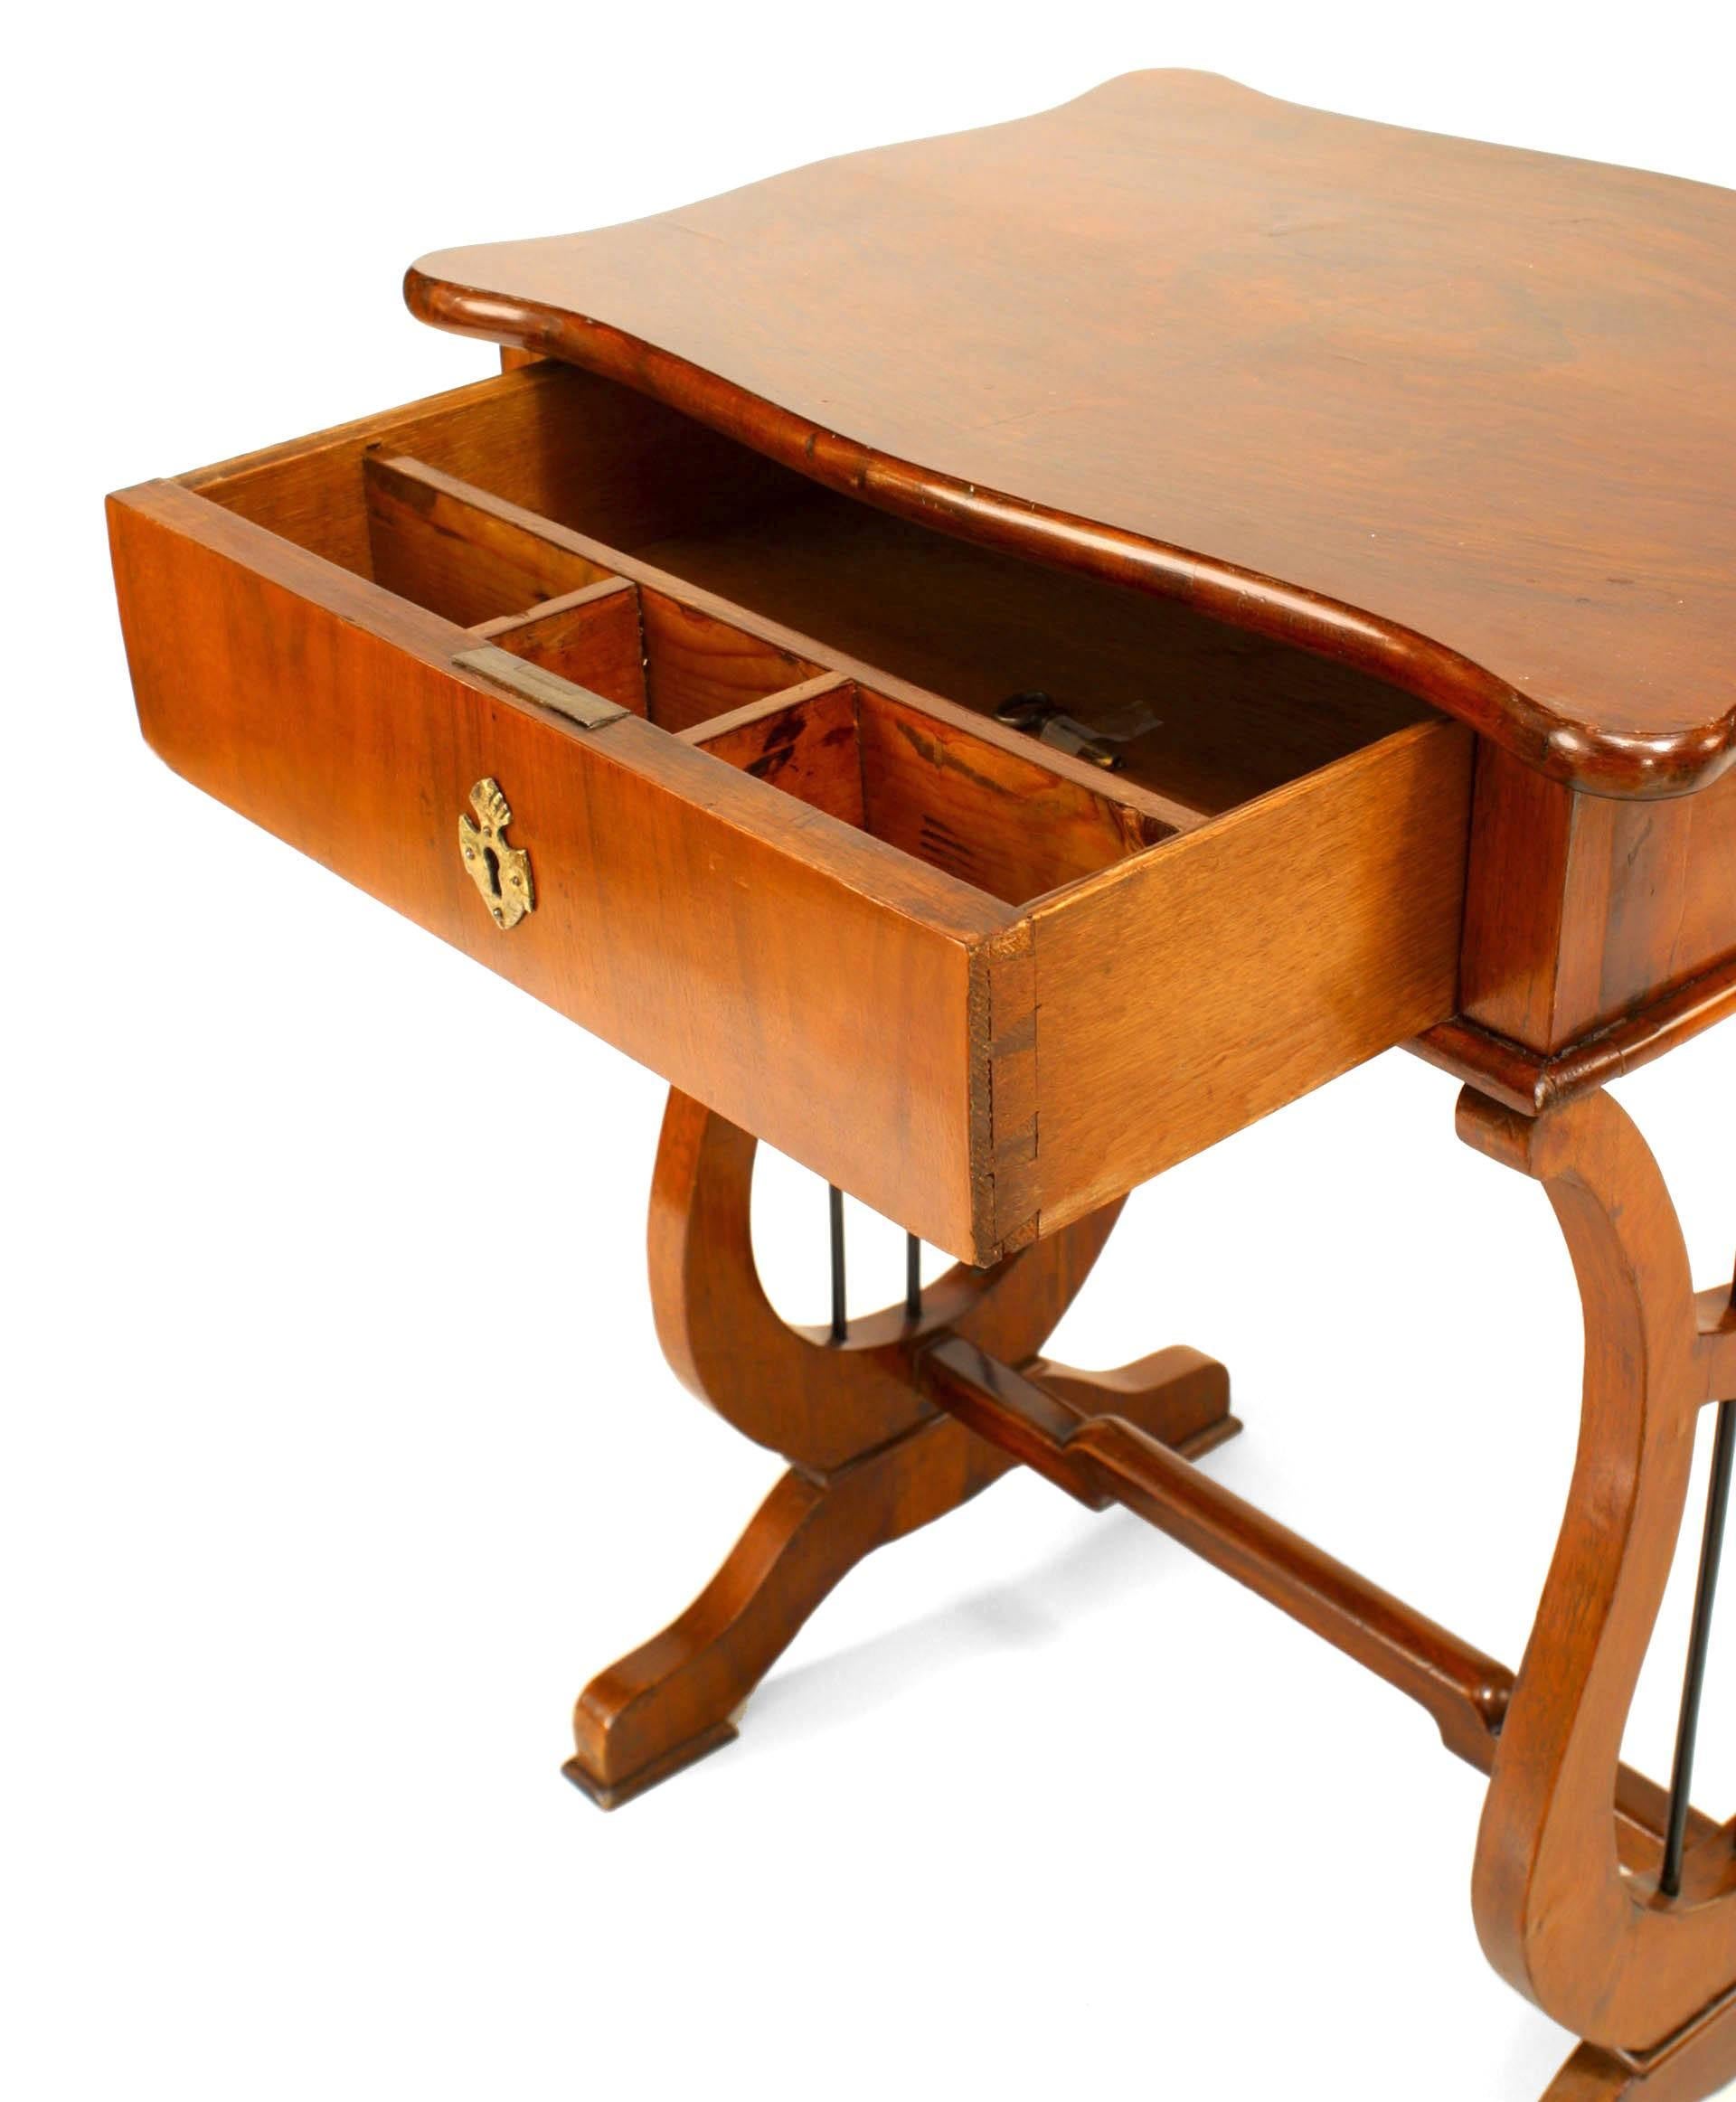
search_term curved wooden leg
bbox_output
[566,1415,1008,1807]
[1459,1086,1736,2088]
[565,1089,1238,1807]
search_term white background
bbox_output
[6,4,1735,2097]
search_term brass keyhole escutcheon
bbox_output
[459,778,534,929]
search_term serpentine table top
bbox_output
[409,70,1736,803]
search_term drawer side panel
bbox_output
[1026,718,1474,1230]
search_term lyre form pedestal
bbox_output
[571,1083,1736,2100]
[563,1088,1241,1807]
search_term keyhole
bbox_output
[481,845,501,898]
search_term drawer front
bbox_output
[108,480,1000,1257]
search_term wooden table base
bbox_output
[563,1088,1241,1807]
[570,1083,1736,2100]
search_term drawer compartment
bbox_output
[691,680,1165,905]
[109,361,1473,1262]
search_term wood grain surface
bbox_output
[409,71,1736,798]
[1461,747,1736,1051]
[1021,716,1474,1239]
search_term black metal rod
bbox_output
[905,1234,922,1323]
[827,1186,847,1344]
[1661,1397,1736,1897]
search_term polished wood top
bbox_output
[409,72,1736,800]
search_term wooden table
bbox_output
[108,73,1735,2098]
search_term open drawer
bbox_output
[108,360,1473,1263]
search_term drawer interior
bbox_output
[187,360,1436,834]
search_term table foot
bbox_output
[566,1411,1014,1807]
[1543,1985,1736,2102]
[563,1721,737,1811]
